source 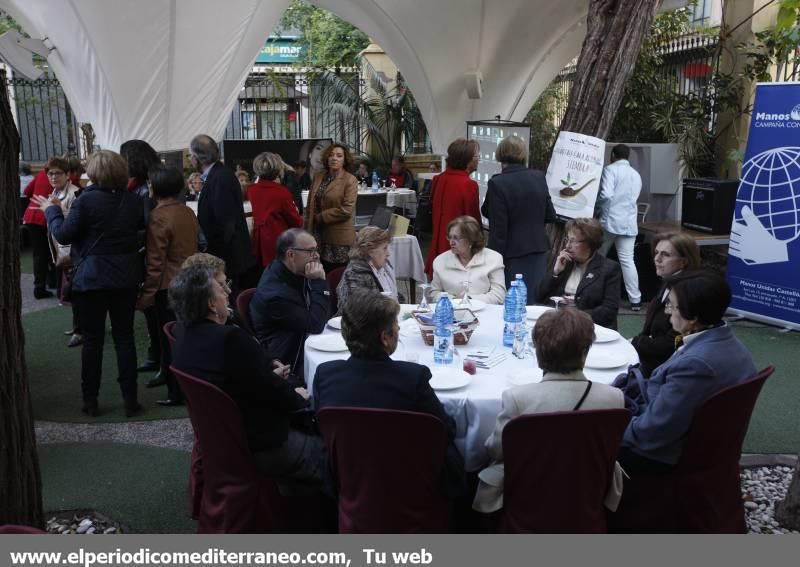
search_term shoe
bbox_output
[125,401,144,418]
[137,360,159,373]
[34,288,53,299]
[67,334,84,348]
[145,372,167,388]
[630,302,643,312]
[64,329,76,336]
[81,399,98,417]
[156,399,185,407]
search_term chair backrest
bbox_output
[163,321,177,349]
[235,288,257,336]
[678,366,774,471]
[326,266,347,313]
[501,408,631,533]
[0,524,46,534]
[318,407,450,533]
[171,366,281,533]
[637,202,650,224]
[369,204,394,230]
[355,191,387,216]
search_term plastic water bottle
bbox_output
[503,281,520,347]
[515,274,528,309]
[433,294,455,365]
[371,171,379,190]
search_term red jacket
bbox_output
[247,179,303,267]
[424,168,481,277]
[22,170,54,226]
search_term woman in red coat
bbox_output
[248,152,303,267]
[424,138,482,278]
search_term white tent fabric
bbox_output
[0,0,686,153]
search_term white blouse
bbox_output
[430,248,506,305]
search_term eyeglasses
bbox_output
[47,170,66,177]
[562,237,586,246]
[447,235,465,242]
[290,246,319,255]
[664,300,674,314]
[220,279,232,295]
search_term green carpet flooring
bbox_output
[40,442,195,533]
[24,307,187,422]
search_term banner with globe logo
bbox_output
[727,83,800,330]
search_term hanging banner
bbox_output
[727,82,800,330]
[545,131,606,221]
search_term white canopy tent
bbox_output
[0,0,686,153]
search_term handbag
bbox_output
[611,363,647,412]
[49,232,72,268]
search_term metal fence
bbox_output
[5,73,82,162]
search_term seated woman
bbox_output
[169,263,322,484]
[473,307,625,513]
[631,232,701,376]
[336,226,403,312]
[537,217,621,329]
[618,271,756,473]
[430,215,506,305]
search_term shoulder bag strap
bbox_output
[573,381,593,411]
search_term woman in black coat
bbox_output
[36,150,145,417]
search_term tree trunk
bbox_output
[0,68,44,528]
[547,0,660,261]
[775,460,800,530]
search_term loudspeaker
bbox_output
[681,178,739,234]
[464,71,483,99]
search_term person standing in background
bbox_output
[481,135,557,296]
[596,144,642,311]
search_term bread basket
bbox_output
[412,308,479,346]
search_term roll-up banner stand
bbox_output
[726,82,800,331]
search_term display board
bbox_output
[545,131,606,221]
[221,138,333,179]
[466,120,530,227]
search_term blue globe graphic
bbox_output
[792,104,800,121]
[736,146,800,243]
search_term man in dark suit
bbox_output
[312,289,464,497]
[189,134,257,298]
[481,135,557,296]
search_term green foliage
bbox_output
[278,0,370,69]
[0,9,24,35]
[524,81,564,170]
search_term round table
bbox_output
[305,304,638,471]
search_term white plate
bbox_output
[327,316,342,330]
[508,367,544,386]
[593,325,621,343]
[585,349,629,369]
[526,305,553,320]
[454,299,486,312]
[429,368,472,390]
[305,334,349,352]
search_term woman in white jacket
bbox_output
[430,215,506,304]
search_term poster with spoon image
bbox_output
[545,131,606,221]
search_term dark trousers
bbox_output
[504,252,547,305]
[143,305,161,363]
[74,288,139,403]
[618,447,676,477]
[154,289,181,401]
[27,224,51,291]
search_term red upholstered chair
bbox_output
[235,288,257,336]
[326,266,346,313]
[610,366,775,533]
[172,366,284,533]
[318,407,450,533]
[0,524,46,534]
[163,321,177,348]
[498,408,631,533]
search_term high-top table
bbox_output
[305,304,638,471]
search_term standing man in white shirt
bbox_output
[596,144,642,310]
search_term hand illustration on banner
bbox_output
[729,205,789,265]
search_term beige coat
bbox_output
[473,370,625,513]
[304,170,358,246]
[430,248,506,305]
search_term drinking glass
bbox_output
[417,283,432,311]
[458,281,472,309]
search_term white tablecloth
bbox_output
[305,304,638,471]
[187,200,253,233]
[390,235,426,284]
[301,189,415,212]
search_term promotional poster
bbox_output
[545,131,606,221]
[727,82,800,330]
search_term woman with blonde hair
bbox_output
[430,215,506,304]
[247,152,303,267]
[336,226,403,312]
[304,143,358,272]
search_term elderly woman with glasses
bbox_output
[170,263,323,486]
[631,232,701,376]
[424,138,482,278]
[537,217,622,329]
[336,226,404,313]
[430,215,506,305]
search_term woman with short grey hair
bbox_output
[247,152,303,267]
[336,226,403,313]
[169,263,324,487]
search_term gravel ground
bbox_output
[742,466,799,534]
[35,419,194,452]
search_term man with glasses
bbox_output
[250,228,331,378]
